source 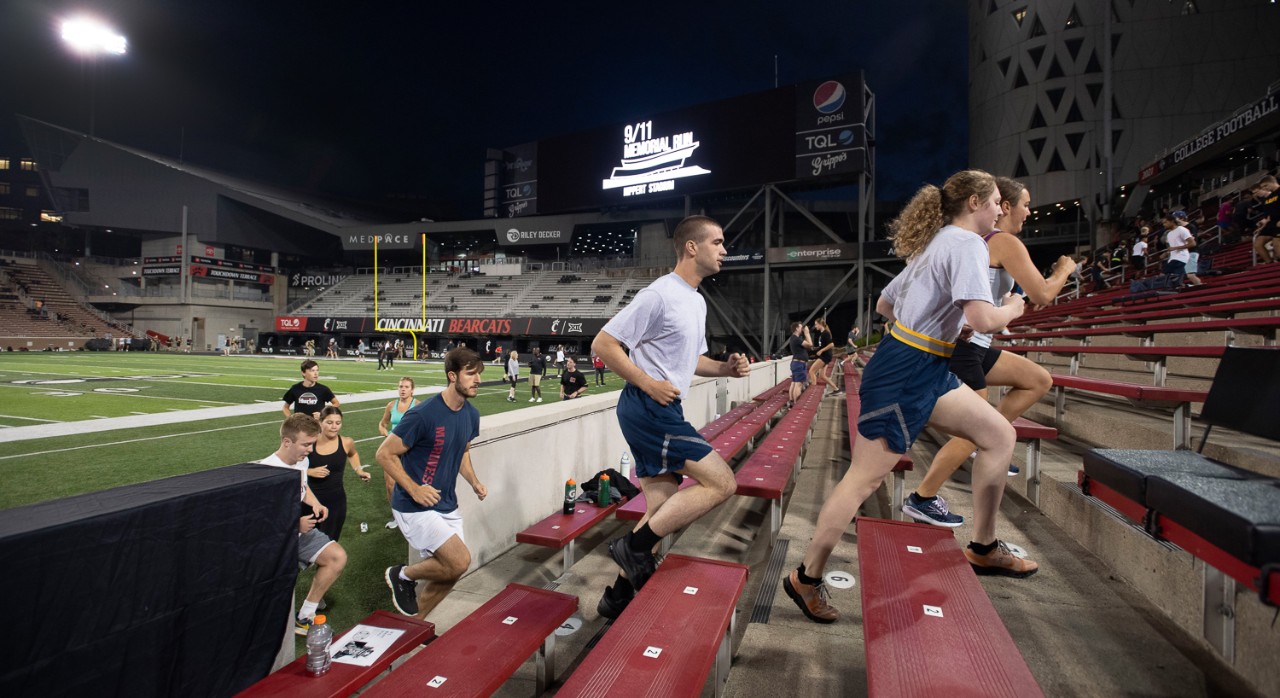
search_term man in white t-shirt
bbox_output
[259,413,348,635]
[591,215,749,619]
[1162,212,1200,285]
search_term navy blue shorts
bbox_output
[856,333,961,453]
[617,384,713,480]
[790,360,808,383]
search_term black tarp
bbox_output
[0,463,299,697]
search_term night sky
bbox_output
[0,1,968,219]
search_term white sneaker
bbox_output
[528,397,535,402]
[536,397,543,403]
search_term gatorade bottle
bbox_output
[598,474,611,507]
[563,479,577,515]
[305,614,332,676]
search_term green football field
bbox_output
[0,351,622,648]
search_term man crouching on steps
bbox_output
[376,347,488,620]
[591,215,749,619]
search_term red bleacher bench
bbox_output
[698,401,758,442]
[516,501,620,576]
[236,611,435,698]
[557,555,748,698]
[857,517,1044,697]
[1049,374,1206,448]
[999,315,1280,344]
[1022,297,1280,332]
[1001,343,1226,386]
[361,583,576,697]
[1011,417,1057,507]
[751,379,791,403]
[733,385,823,545]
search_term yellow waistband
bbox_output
[889,322,955,358]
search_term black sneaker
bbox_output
[608,533,658,591]
[597,583,635,620]
[385,565,419,616]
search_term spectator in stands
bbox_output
[505,349,520,402]
[378,377,420,530]
[309,406,370,542]
[1230,187,1254,244]
[808,318,835,392]
[787,321,813,406]
[258,414,348,636]
[1217,197,1235,240]
[591,214,748,619]
[846,325,860,352]
[786,170,1031,625]
[559,358,588,400]
[527,347,546,402]
[1251,175,1280,264]
[282,359,340,419]
[1131,229,1149,271]
[378,347,488,621]
[592,352,607,385]
[903,176,1072,532]
[1162,212,1201,285]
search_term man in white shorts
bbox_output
[258,413,348,635]
[376,347,488,620]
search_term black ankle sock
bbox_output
[614,575,633,595]
[968,540,998,556]
[796,563,823,586]
[629,524,661,553]
[911,492,936,503]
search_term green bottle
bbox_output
[598,474,611,507]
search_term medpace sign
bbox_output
[496,72,867,215]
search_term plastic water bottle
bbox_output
[619,452,632,479]
[598,474,611,507]
[305,614,332,676]
[563,479,577,515]
[360,521,368,533]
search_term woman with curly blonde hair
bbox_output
[783,169,1034,625]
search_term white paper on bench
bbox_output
[331,624,407,667]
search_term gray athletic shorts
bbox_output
[298,528,335,567]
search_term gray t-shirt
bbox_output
[601,272,708,398]
[881,225,994,349]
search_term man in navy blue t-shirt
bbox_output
[376,348,487,620]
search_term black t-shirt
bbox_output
[283,381,336,416]
[560,371,587,398]
[788,334,809,362]
[1257,192,1280,236]
[815,330,833,362]
[529,355,545,375]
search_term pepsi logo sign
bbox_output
[813,81,846,114]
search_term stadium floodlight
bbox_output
[60,17,127,56]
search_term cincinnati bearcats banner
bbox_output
[273,316,608,337]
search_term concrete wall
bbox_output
[429,358,787,572]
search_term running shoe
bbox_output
[597,583,635,620]
[607,532,658,591]
[782,569,838,623]
[294,615,313,636]
[965,540,1039,578]
[1008,463,1020,476]
[385,565,419,615]
[902,492,964,527]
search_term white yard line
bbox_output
[0,414,58,423]
[0,387,440,444]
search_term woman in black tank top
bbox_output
[309,406,370,541]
